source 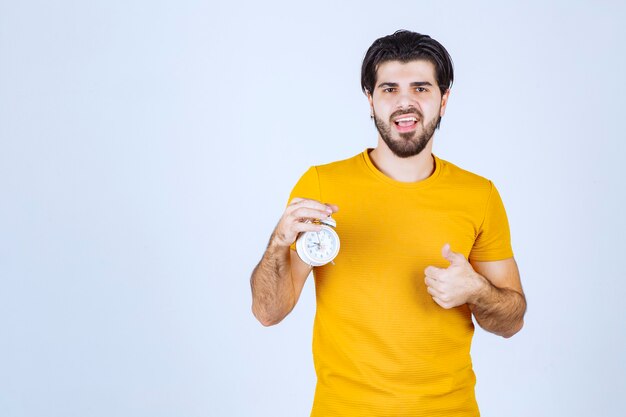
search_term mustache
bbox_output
[390,107,423,120]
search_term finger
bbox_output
[431,296,453,309]
[424,276,440,290]
[289,207,333,221]
[291,222,323,234]
[324,203,339,213]
[289,199,334,215]
[441,243,467,266]
[289,197,305,205]
[441,243,451,258]
[424,265,444,278]
[274,219,323,246]
[426,285,444,299]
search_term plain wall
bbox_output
[1,1,625,416]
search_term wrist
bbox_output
[468,272,491,306]
[270,230,295,250]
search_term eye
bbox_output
[382,87,396,93]
[416,87,427,93]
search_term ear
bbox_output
[439,89,451,118]
[366,90,374,117]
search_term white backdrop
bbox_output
[1,1,625,416]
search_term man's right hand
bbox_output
[272,198,340,247]
[251,198,339,326]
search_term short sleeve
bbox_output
[287,166,322,251]
[288,166,322,205]
[468,182,514,262]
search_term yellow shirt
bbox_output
[289,149,513,417]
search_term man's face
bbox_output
[368,60,450,158]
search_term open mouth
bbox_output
[393,116,419,132]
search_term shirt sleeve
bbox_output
[287,166,322,251]
[288,166,322,204]
[468,181,514,262]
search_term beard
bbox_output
[373,107,440,159]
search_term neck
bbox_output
[369,139,435,183]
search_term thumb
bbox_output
[325,203,340,213]
[442,243,466,266]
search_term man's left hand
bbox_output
[424,243,486,309]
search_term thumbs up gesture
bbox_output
[424,243,485,309]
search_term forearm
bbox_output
[250,198,337,326]
[469,275,527,338]
[250,234,295,326]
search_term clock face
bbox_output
[304,228,338,262]
[295,224,340,267]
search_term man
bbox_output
[250,30,526,416]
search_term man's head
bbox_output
[362,31,454,158]
[361,30,454,110]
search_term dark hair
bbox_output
[361,30,454,98]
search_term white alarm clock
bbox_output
[295,217,340,267]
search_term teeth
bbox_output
[395,117,417,123]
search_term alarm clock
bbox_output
[295,216,340,267]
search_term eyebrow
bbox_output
[377,81,434,88]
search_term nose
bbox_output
[395,89,416,109]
